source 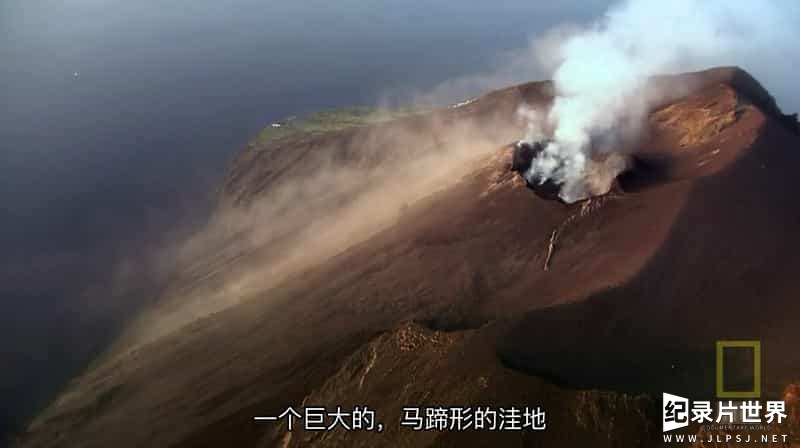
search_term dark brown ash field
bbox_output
[15,67,800,447]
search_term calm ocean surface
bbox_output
[0,0,610,439]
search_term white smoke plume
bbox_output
[521,0,799,202]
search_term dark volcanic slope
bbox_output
[18,68,800,447]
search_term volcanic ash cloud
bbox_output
[519,0,798,203]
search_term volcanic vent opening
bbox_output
[510,140,633,203]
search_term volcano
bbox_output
[510,139,632,202]
[18,67,800,447]
[510,140,563,201]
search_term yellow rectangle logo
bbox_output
[716,340,761,399]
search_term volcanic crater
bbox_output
[17,67,800,448]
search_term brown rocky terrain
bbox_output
[16,67,800,447]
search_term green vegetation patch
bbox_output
[254,106,425,146]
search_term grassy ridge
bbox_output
[255,106,425,146]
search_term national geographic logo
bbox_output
[662,340,790,444]
[716,340,761,399]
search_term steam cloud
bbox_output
[518,0,799,202]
